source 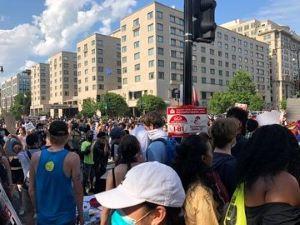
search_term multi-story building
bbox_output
[48,51,78,117]
[116,2,271,107]
[30,63,50,115]
[1,70,31,112]
[76,33,122,110]
[222,19,300,107]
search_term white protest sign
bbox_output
[167,106,208,137]
[256,110,281,126]
[24,122,35,132]
[0,183,22,225]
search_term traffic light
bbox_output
[192,0,217,43]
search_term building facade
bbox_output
[222,19,300,107]
[117,2,271,107]
[30,63,50,115]
[1,70,31,112]
[48,51,78,117]
[76,33,122,110]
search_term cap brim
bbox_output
[95,186,144,209]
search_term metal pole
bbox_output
[183,0,193,105]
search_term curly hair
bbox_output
[237,124,300,187]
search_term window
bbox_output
[157,23,163,31]
[218,61,222,66]
[77,47,81,52]
[157,47,164,55]
[98,57,103,63]
[201,57,206,63]
[202,77,207,83]
[158,60,164,67]
[193,66,197,72]
[226,71,229,77]
[158,72,164,79]
[122,57,127,63]
[134,52,140,60]
[171,62,177,69]
[92,58,95,63]
[133,29,140,37]
[211,78,215,84]
[201,67,206,73]
[171,73,177,81]
[171,39,176,46]
[133,18,139,27]
[170,27,176,35]
[135,75,141,82]
[148,36,154,44]
[98,66,104,72]
[210,49,215,55]
[122,35,126,42]
[91,49,95,54]
[98,84,104,90]
[210,69,215,75]
[147,11,153,20]
[148,60,154,67]
[135,64,140,71]
[218,51,222,57]
[149,72,154,80]
[192,76,197,83]
[210,59,215,65]
[121,25,126,31]
[219,79,223,85]
[148,24,154,32]
[170,15,176,23]
[122,46,127,53]
[148,48,154,56]
[98,49,103,54]
[219,70,223,76]
[157,11,163,19]
[122,67,127,73]
[157,35,164,43]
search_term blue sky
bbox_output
[0,0,299,82]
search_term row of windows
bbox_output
[77,40,103,52]
[78,84,105,92]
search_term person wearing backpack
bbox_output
[144,111,176,165]
[81,130,94,194]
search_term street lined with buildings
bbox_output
[1,1,299,115]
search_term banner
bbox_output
[0,183,22,225]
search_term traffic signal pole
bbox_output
[183,0,193,105]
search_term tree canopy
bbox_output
[209,70,264,114]
[98,93,129,117]
[137,94,167,114]
[10,92,31,119]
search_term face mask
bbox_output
[111,209,152,225]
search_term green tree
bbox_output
[98,93,129,117]
[280,99,287,110]
[10,92,31,119]
[81,98,97,118]
[209,70,264,114]
[137,95,167,114]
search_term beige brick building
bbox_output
[77,33,122,110]
[30,63,50,115]
[116,2,271,108]
[48,51,78,117]
[222,19,300,108]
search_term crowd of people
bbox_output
[0,107,299,225]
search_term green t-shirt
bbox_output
[81,141,94,165]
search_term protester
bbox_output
[29,120,83,225]
[173,135,229,225]
[0,145,13,198]
[226,107,248,158]
[96,162,185,225]
[210,118,239,197]
[109,127,126,161]
[144,111,168,163]
[245,118,259,139]
[81,130,94,194]
[101,134,142,225]
[92,131,110,193]
[228,125,300,224]
[18,127,27,150]
[130,118,149,159]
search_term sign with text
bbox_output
[167,106,208,137]
[0,183,22,225]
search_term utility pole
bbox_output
[183,0,217,105]
[183,0,193,105]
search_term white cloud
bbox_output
[256,0,300,33]
[0,0,137,80]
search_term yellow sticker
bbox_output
[45,161,55,172]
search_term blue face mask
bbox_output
[111,209,152,225]
[111,210,136,225]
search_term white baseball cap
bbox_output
[95,162,185,209]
